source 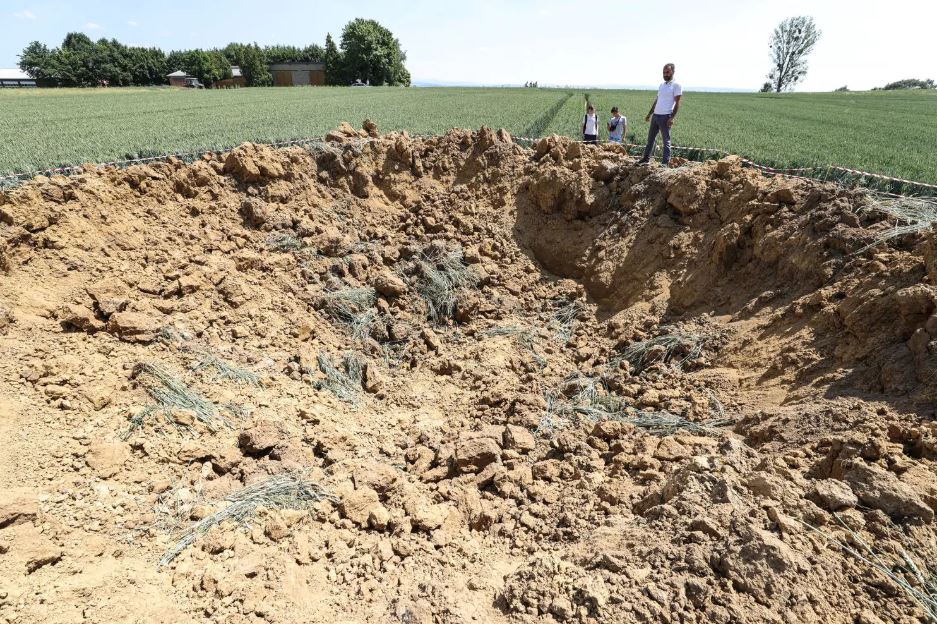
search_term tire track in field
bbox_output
[522,91,576,139]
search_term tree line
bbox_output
[17,18,410,88]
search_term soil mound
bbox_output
[2,123,937,623]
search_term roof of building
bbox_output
[0,68,31,80]
[268,63,325,72]
[166,70,189,78]
[231,66,242,78]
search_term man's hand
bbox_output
[645,113,651,123]
[667,116,675,128]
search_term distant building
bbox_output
[0,68,37,88]
[166,70,191,87]
[213,66,246,89]
[268,63,325,87]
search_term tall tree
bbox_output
[338,19,410,86]
[766,16,821,93]
[323,34,343,85]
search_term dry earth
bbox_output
[2,121,937,623]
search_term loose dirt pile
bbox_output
[2,121,937,623]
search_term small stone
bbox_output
[455,436,501,474]
[809,479,859,511]
[368,505,391,531]
[25,544,63,573]
[0,488,39,528]
[503,425,536,452]
[339,487,381,527]
[86,441,130,479]
[106,311,161,343]
[57,303,103,332]
[373,270,408,297]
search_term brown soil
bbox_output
[2,122,937,624]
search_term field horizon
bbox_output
[2,86,935,186]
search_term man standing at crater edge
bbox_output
[638,63,682,166]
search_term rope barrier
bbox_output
[2,132,934,197]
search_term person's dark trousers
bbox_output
[642,113,672,163]
[583,134,598,144]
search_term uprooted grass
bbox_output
[549,299,582,342]
[124,363,233,438]
[266,232,305,252]
[538,372,732,436]
[856,194,937,253]
[191,353,259,385]
[802,515,937,621]
[414,246,476,323]
[615,328,706,374]
[314,351,364,405]
[319,287,378,340]
[159,472,337,567]
[484,324,546,367]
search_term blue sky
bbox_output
[2,0,934,91]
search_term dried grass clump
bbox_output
[856,195,937,252]
[802,515,937,621]
[414,246,476,323]
[191,353,259,386]
[549,299,582,342]
[484,324,546,367]
[159,472,337,566]
[130,363,232,435]
[616,329,705,373]
[538,372,731,436]
[314,351,364,405]
[266,232,305,252]
[319,287,378,340]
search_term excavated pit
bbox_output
[2,122,937,623]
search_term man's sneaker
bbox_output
[636,158,649,165]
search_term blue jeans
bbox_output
[642,113,672,163]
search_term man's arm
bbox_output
[645,98,657,122]
[667,95,682,127]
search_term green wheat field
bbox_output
[1,86,934,185]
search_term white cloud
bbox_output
[85,21,101,30]
[127,20,138,27]
[14,10,36,19]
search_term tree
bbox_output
[18,41,55,83]
[338,19,410,86]
[759,81,773,93]
[881,78,935,90]
[834,85,849,92]
[766,16,821,93]
[323,34,343,85]
[223,42,271,86]
[166,49,230,86]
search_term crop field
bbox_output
[1,86,935,185]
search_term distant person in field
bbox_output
[638,63,682,165]
[582,105,599,144]
[607,106,626,143]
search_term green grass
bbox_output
[0,86,934,186]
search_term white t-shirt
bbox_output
[608,114,626,139]
[583,113,599,135]
[654,81,683,115]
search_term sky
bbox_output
[1,0,934,91]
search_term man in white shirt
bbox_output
[638,63,682,165]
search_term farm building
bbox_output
[166,70,192,87]
[269,63,325,87]
[213,66,246,89]
[0,68,37,88]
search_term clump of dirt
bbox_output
[2,122,937,623]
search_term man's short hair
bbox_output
[664,63,675,71]
[611,106,619,113]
